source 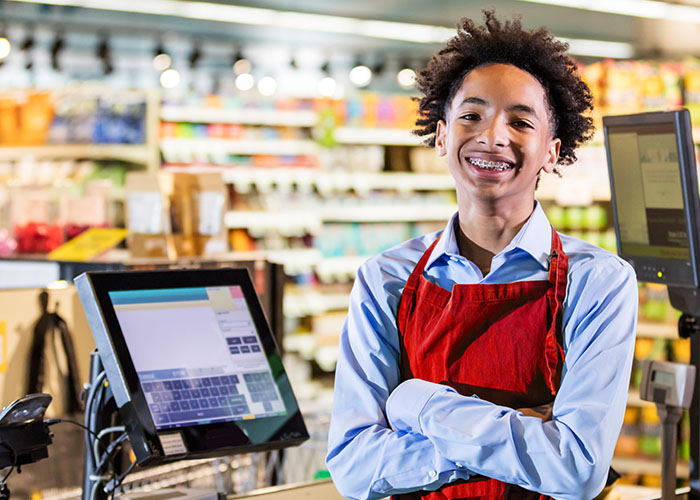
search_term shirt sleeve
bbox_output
[326,257,470,500]
[385,258,638,500]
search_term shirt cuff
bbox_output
[386,379,454,433]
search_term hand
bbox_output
[517,402,554,422]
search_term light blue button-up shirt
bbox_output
[326,202,638,500]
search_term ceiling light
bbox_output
[235,72,255,91]
[160,68,180,88]
[349,64,372,87]
[153,53,171,71]
[0,38,10,60]
[318,76,336,97]
[517,0,700,24]
[8,0,636,58]
[558,37,634,59]
[397,68,416,88]
[233,58,252,75]
[257,76,277,96]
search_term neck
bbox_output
[455,196,535,274]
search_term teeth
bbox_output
[468,158,512,171]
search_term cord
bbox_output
[85,371,108,465]
[104,460,137,495]
[93,426,126,465]
[45,418,109,452]
[95,433,128,472]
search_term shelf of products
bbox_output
[220,167,456,193]
[0,88,160,255]
[0,144,152,164]
[160,106,318,127]
[332,127,422,145]
[160,137,320,157]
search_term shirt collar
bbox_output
[425,201,552,271]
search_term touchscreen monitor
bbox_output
[603,109,700,287]
[75,269,308,466]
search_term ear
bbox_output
[435,120,448,157]
[541,137,561,174]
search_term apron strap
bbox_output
[404,234,441,293]
[543,227,569,396]
[397,234,442,367]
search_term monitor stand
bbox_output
[667,287,700,500]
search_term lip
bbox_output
[465,153,515,165]
[464,153,517,176]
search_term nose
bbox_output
[475,116,508,148]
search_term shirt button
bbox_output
[428,470,437,478]
[450,256,460,263]
[456,463,464,468]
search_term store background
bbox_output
[0,0,699,498]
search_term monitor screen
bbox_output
[75,268,308,466]
[108,285,286,430]
[607,123,689,261]
[604,110,700,287]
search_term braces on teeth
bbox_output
[468,158,512,171]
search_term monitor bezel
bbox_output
[77,268,309,466]
[603,109,700,288]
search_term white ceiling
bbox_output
[2,0,700,61]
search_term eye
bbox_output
[460,112,480,121]
[512,120,534,129]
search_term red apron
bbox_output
[393,227,568,500]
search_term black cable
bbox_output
[49,418,129,500]
[105,460,136,495]
[0,442,16,484]
[45,418,109,453]
[95,433,127,472]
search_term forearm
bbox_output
[387,378,624,500]
[327,423,468,500]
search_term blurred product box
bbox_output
[125,171,174,258]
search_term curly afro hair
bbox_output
[414,10,595,167]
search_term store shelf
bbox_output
[225,211,322,236]
[160,106,318,127]
[333,127,423,146]
[321,203,456,222]
[611,456,689,476]
[225,204,455,229]
[221,167,456,193]
[160,138,319,156]
[315,256,367,282]
[284,291,350,317]
[636,321,678,339]
[0,144,151,164]
[265,248,323,274]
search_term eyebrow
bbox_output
[457,97,539,118]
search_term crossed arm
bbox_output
[326,259,638,500]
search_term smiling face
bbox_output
[435,63,561,212]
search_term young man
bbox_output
[326,11,638,500]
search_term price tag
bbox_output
[48,228,128,261]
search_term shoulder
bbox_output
[559,231,638,304]
[560,232,635,279]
